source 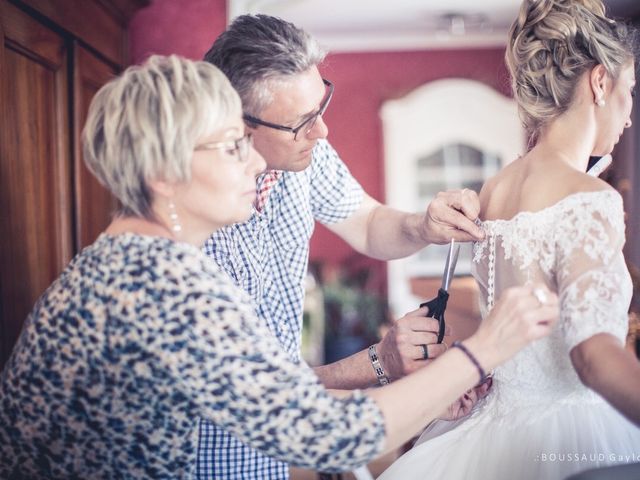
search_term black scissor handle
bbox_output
[419,288,449,344]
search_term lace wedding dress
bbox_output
[379,190,640,480]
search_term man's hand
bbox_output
[376,307,450,381]
[440,376,493,421]
[421,189,484,244]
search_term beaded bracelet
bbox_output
[452,341,487,384]
[368,344,390,386]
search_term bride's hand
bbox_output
[439,376,493,421]
[464,284,559,373]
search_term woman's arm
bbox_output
[175,267,556,471]
[570,333,640,426]
[368,284,557,452]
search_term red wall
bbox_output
[130,0,226,62]
[315,50,509,290]
[129,1,510,292]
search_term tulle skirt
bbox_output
[378,395,640,480]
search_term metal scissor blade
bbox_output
[441,239,460,292]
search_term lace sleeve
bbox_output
[555,191,631,350]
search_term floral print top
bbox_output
[0,233,384,479]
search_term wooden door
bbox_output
[74,45,118,250]
[0,1,74,366]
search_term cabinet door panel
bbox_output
[0,1,73,367]
[74,45,118,249]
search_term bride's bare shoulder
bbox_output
[478,157,525,211]
[558,168,615,197]
[479,156,615,220]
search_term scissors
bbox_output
[420,239,460,344]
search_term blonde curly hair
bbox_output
[506,0,637,143]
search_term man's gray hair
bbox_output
[203,14,326,116]
[82,55,241,220]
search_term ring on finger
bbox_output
[533,288,548,306]
[421,344,429,360]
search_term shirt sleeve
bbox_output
[309,140,364,224]
[155,260,385,472]
[555,191,631,350]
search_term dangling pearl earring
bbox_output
[596,98,606,107]
[168,201,182,235]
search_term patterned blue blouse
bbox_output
[201,139,365,478]
[0,233,384,479]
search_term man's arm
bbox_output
[316,188,483,389]
[326,190,484,261]
[316,314,493,422]
[313,307,448,389]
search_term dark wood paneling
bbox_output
[96,0,150,24]
[74,45,117,249]
[0,0,72,364]
[14,0,127,66]
[0,0,147,368]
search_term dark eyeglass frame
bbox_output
[194,133,253,163]
[243,78,334,140]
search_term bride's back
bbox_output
[473,0,634,414]
[479,152,612,223]
[377,1,640,477]
[472,184,630,420]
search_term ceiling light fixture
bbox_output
[436,12,491,36]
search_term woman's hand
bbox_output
[465,284,559,373]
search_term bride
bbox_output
[379,0,640,479]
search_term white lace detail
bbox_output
[470,190,632,421]
[473,191,624,274]
[560,268,630,349]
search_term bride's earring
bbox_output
[168,201,182,235]
[596,97,605,107]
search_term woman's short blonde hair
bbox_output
[506,0,637,142]
[82,54,241,219]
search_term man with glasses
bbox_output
[243,78,334,141]
[200,14,487,479]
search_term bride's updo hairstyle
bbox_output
[506,0,636,141]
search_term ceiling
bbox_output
[227,0,640,52]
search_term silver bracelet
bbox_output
[368,344,390,386]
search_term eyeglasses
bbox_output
[243,78,334,140]
[194,133,253,163]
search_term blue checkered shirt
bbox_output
[198,140,364,479]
